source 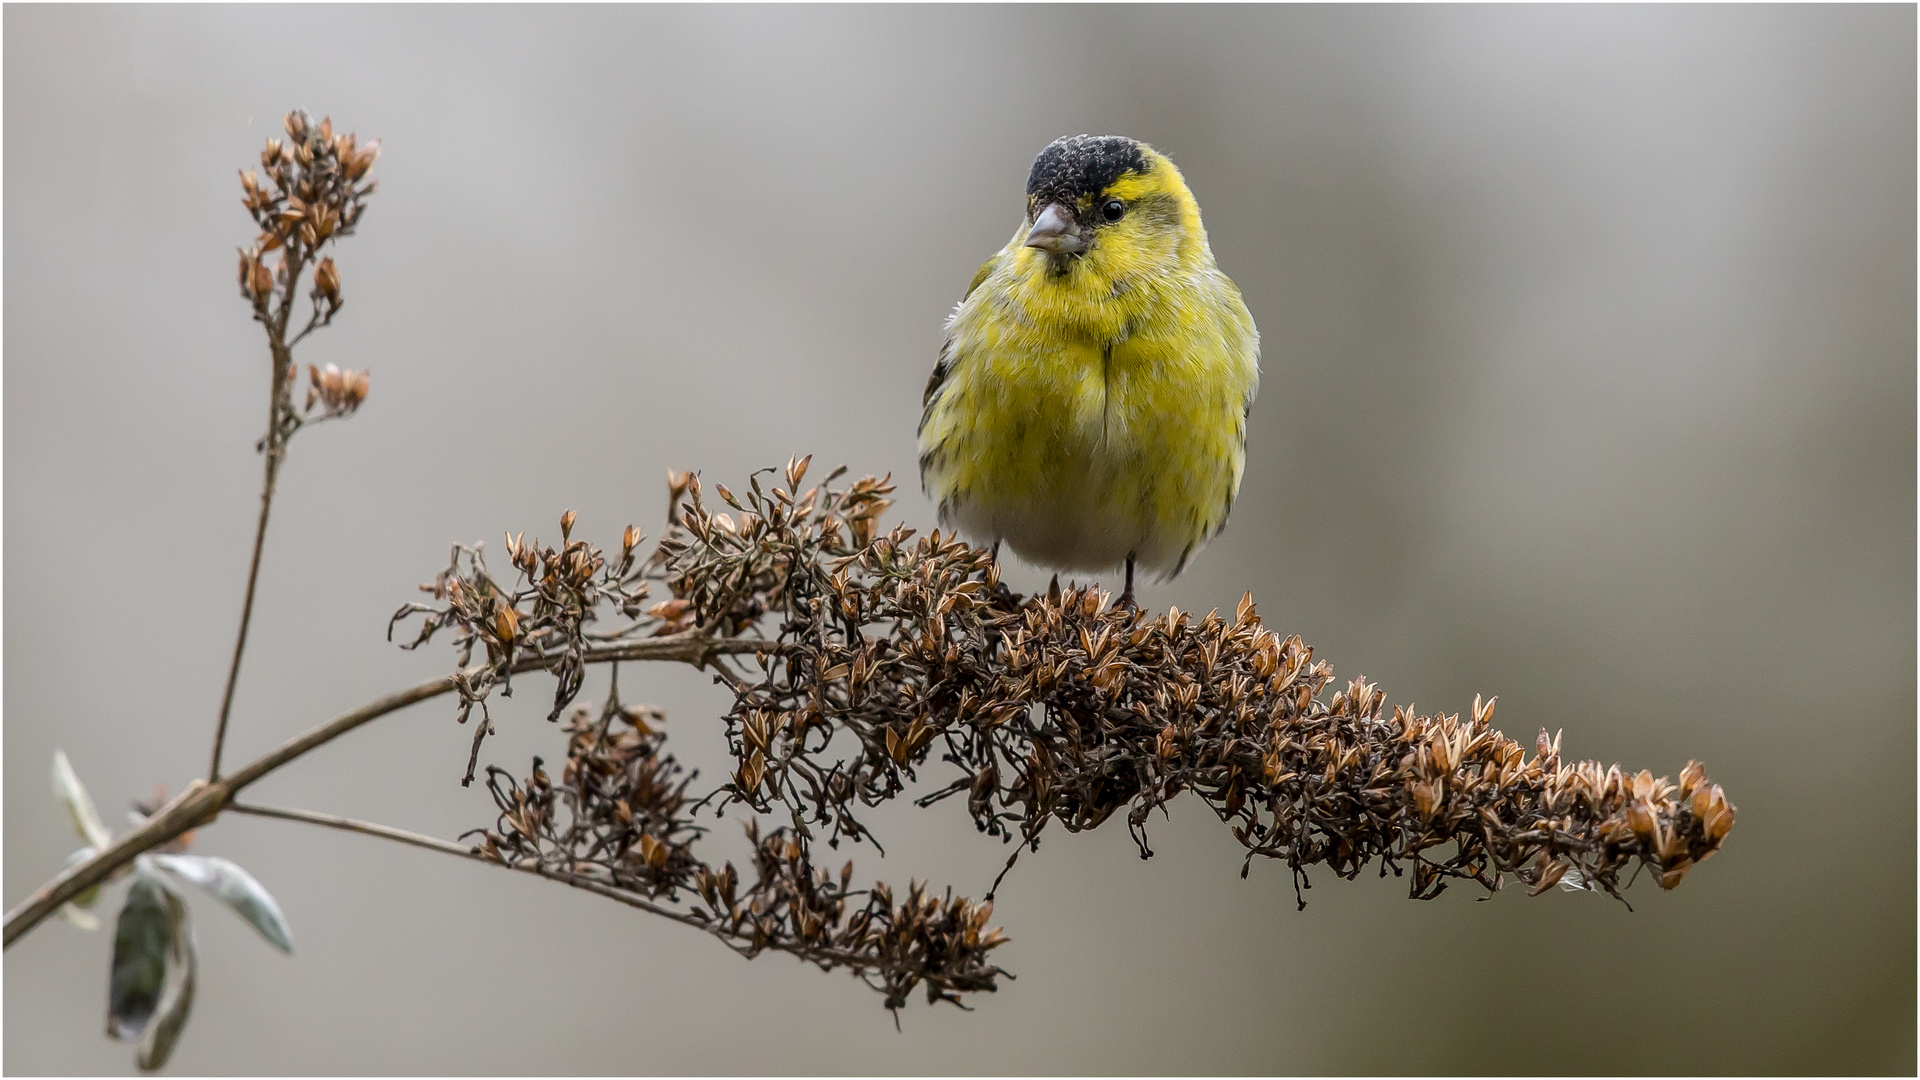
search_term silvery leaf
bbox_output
[150,854,293,954]
[62,846,104,914]
[60,904,101,932]
[108,876,171,1041]
[53,750,111,850]
[136,880,196,1072]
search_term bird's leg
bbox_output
[1118,554,1138,611]
[986,539,1016,605]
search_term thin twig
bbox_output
[227,801,479,859]
[208,424,280,782]
[226,801,711,931]
[3,632,776,947]
[225,800,891,973]
[211,257,305,783]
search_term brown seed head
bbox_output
[313,257,340,304]
[491,604,519,644]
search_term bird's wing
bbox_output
[920,252,1002,422]
[963,252,999,300]
[921,339,955,417]
[1212,269,1262,540]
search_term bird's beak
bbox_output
[1025,202,1086,255]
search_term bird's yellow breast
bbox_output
[919,246,1256,576]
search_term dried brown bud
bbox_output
[491,604,519,644]
[1626,800,1658,844]
[1703,785,1735,841]
[238,249,274,301]
[305,363,370,416]
[735,750,767,793]
[560,510,577,542]
[313,257,340,304]
[785,453,812,490]
[1658,860,1694,890]
[1678,759,1706,796]
[346,139,382,181]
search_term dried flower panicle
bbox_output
[390,508,663,784]
[724,545,1736,906]
[475,699,702,896]
[469,692,1008,1011]
[397,458,1735,1012]
[388,460,896,784]
[236,110,378,331]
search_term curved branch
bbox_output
[225,801,911,976]
[3,632,775,947]
[225,800,722,932]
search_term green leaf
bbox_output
[53,750,111,850]
[108,876,170,1041]
[136,879,196,1072]
[150,854,293,954]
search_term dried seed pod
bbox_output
[312,256,340,304]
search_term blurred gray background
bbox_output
[5,5,1912,1074]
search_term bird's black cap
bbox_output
[1026,135,1149,208]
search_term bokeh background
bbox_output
[5,5,1913,1074]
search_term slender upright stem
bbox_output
[210,400,281,781]
[210,261,304,782]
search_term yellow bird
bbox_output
[918,134,1260,604]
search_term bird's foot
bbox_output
[1114,554,1139,613]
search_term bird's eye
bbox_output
[1101,199,1126,222]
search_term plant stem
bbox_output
[225,800,893,974]
[227,801,482,859]
[3,632,773,947]
[224,801,711,929]
[211,275,303,783]
[209,397,282,782]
